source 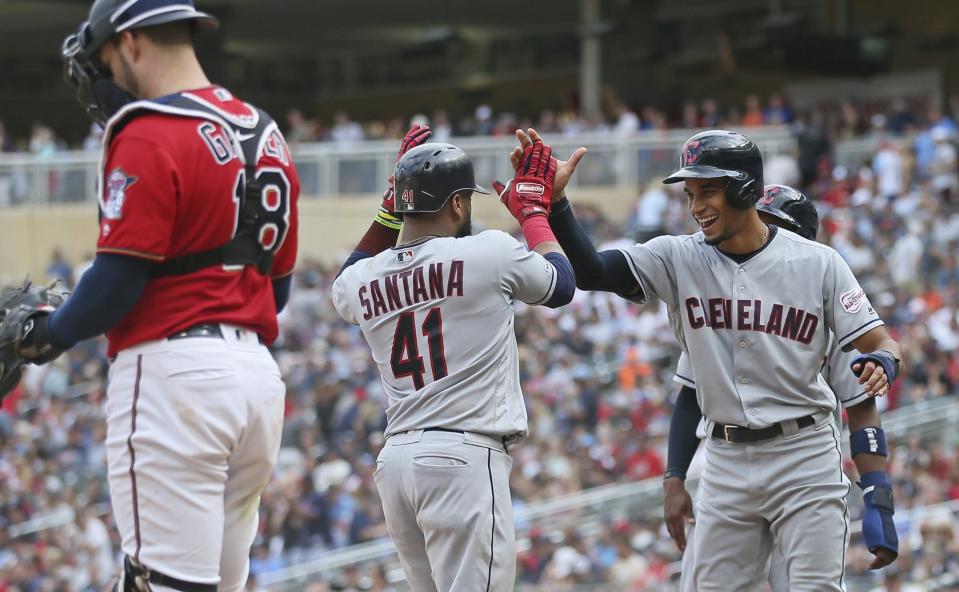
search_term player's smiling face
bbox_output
[685,177,741,245]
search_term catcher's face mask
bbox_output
[62,25,135,127]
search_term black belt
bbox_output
[124,556,216,592]
[711,415,816,443]
[168,323,223,340]
[423,427,520,452]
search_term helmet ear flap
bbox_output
[726,176,759,209]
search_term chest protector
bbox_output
[101,93,280,278]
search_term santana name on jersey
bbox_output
[359,260,465,320]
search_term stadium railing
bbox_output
[0,128,800,205]
[254,396,959,590]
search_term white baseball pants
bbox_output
[105,325,285,591]
[374,429,516,592]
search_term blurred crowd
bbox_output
[1,91,958,156]
[3,101,959,591]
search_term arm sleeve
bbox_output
[96,135,178,260]
[46,253,152,348]
[673,351,696,388]
[667,385,703,477]
[272,275,292,314]
[338,250,372,277]
[548,198,640,294]
[541,252,575,308]
[824,250,883,350]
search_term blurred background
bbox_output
[1,0,959,590]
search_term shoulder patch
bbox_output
[103,168,138,220]
[840,287,867,313]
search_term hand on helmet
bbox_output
[378,125,432,228]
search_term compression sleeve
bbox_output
[338,250,372,277]
[46,253,151,349]
[542,252,575,308]
[272,275,292,313]
[548,197,639,294]
[666,385,703,479]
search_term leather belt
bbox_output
[711,415,816,444]
[168,323,223,340]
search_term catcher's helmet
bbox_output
[62,0,218,125]
[757,184,819,240]
[663,130,764,209]
[394,144,490,214]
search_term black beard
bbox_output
[456,217,472,238]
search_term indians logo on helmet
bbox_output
[684,140,702,165]
[759,186,780,206]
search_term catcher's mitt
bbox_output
[0,278,66,399]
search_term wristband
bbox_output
[858,471,893,503]
[850,349,900,382]
[22,314,65,365]
[850,426,887,457]
[374,208,403,230]
[520,216,557,250]
[663,468,686,481]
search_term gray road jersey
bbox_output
[332,230,558,438]
[620,227,882,427]
[674,329,868,412]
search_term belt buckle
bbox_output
[724,424,735,442]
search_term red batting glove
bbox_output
[377,125,433,228]
[496,140,557,224]
[397,124,433,162]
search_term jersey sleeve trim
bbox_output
[271,269,294,280]
[840,390,870,408]
[616,247,649,303]
[95,247,165,262]
[838,318,884,350]
[527,262,558,306]
[673,372,696,388]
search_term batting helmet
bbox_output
[62,0,219,125]
[663,130,764,209]
[394,144,490,214]
[757,184,819,240]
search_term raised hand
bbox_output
[496,137,556,225]
[508,128,587,203]
[379,125,433,228]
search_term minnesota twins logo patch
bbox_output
[103,168,138,220]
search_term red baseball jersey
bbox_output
[97,86,299,356]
